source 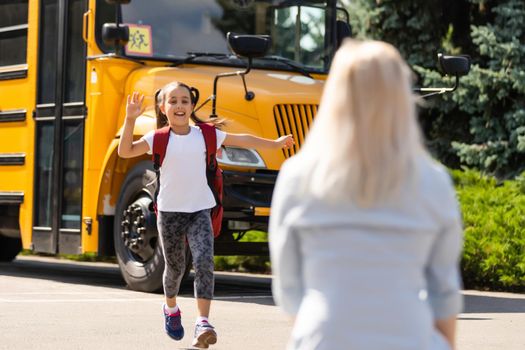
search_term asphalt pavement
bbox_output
[0,256,523,349]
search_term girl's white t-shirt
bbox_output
[141,126,226,212]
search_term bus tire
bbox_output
[113,161,192,292]
[0,235,22,262]
[114,161,164,292]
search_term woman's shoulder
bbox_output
[275,154,317,207]
[414,155,459,215]
[417,155,454,188]
[278,154,308,182]
[274,156,307,196]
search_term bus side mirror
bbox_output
[438,54,471,77]
[206,33,271,118]
[102,23,129,48]
[102,0,131,54]
[227,32,271,59]
[414,53,471,98]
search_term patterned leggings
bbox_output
[157,209,214,299]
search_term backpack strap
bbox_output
[152,126,171,169]
[197,123,217,168]
[197,122,220,205]
[152,126,170,213]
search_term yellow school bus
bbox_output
[0,0,469,291]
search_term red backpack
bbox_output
[152,123,223,238]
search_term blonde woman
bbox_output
[269,40,463,350]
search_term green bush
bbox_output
[451,168,525,291]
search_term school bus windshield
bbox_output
[95,0,332,73]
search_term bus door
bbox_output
[32,0,87,254]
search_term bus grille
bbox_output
[273,104,318,158]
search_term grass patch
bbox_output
[20,249,116,263]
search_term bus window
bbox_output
[0,0,29,70]
[271,5,326,71]
[94,0,254,59]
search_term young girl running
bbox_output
[118,81,294,348]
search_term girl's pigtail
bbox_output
[190,110,227,129]
[189,87,200,105]
[154,88,168,129]
[186,85,226,129]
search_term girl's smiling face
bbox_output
[160,85,194,128]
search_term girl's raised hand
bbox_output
[126,92,145,120]
[276,135,295,149]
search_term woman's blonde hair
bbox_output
[155,81,225,129]
[300,39,427,207]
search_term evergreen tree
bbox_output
[450,0,525,177]
[346,0,525,177]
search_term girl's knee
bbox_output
[192,254,213,272]
[164,258,186,278]
[167,263,184,274]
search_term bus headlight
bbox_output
[217,147,266,168]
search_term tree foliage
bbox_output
[346,0,525,177]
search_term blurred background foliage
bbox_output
[345,0,525,178]
[338,0,525,291]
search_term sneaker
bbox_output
[192,321,217,348]
[163,306,184,341]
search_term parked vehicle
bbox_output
[0,0,469,291]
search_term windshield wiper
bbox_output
[256,56,314,79]
[171,52,234,66]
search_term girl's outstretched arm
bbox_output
[118,92,150,158]
[223,133,294,150]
